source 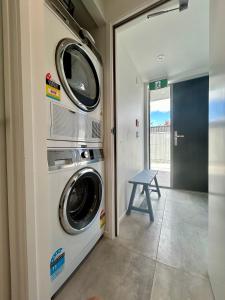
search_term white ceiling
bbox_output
[116,0,209,83]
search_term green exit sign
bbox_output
[149,79,168,90]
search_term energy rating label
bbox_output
[50,248,65,280]
[46,78,61,101]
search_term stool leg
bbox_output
[127,184,137,215]
[154,176,161,198]
[144,185,154,222]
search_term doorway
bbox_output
[114,0,209,232]
[149,85,171,187]
[148,76,209,193]
[113,0,211,293]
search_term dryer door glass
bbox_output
[56,39,100,112]
[60,168,102,234]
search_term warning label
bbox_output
[50,248,65,280]
[100,209,106,229]
[46,78,61,101]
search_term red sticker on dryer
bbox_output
[46,72,52,80]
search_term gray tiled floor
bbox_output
[54,189,214,300]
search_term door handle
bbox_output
[174,130,184,146]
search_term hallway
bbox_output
[54,189,213,300]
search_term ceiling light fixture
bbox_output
[156,54,165,62]
[147,0,189,19]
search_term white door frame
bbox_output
[0,1,10,299]
[144,83,150,170]
[2,1,50,299]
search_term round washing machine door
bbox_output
[59,167,102,234]
[56,38,100,112]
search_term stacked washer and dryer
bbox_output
[45,1,105,296]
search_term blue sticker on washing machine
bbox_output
[50,248,65,280]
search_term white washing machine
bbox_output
[45,2,103,144]
[48,147,105,296]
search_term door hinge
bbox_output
[111,127,116,135]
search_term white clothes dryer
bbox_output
[45,2,103,144]
[48,147,105,296]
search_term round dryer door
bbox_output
[56,38,100,112]
[59,168,102,234]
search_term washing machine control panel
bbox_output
[48,148,104,171]
[78,149,103,164]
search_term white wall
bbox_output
[209,0,225,299]
[116,38,144,221]
[104,0,156,23]
[84,0,155,24]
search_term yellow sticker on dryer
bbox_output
[46,79,61,101]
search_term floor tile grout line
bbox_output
[149,192,168,300]
[155,260,210,281]
[115,239,155,261]
[148,261,157,300]
[116,192,167,300]
[155,192,167,262]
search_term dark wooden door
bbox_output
[172,76,209,192]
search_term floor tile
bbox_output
[150,262,214,300]
[165,189,190,201]
[54,238,156,300]
[157,222,208,277]
[118,213,162,259]
[186,192,208,211]
[164,203,208,231]
[165,190,208,212]
[135,188,167,210]
[54,189,211,300]
[166,190,208,208]
[163,190,208,231]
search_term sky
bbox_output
[150,98,170,126]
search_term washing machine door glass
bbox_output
[56,39,100,112]
[60,168,102,234]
